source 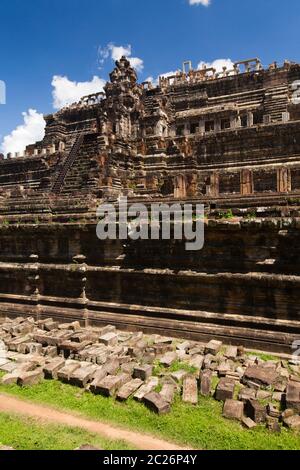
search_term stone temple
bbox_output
[0,56,300,353]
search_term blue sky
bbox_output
[1,0,300,153]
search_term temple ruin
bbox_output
[1,56,300,353]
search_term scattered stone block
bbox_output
[205,340,222,356]
[224,346,238,360]
[43,358,65,379]
[133,365,153,381]
[160,352,177,368]
[17,369,43,386]
[215,378,235,402]
[242,416,257,429]
[266,417,281,433]
[57,361,81,383]
[133,377,159,402]
[143,392,171,415]
[223,399,244,421]
[99,332,118,347]
[243,366,279,387]
[182,375,198,405]
[171,370,188,383]
[69,364,98,388]
[117,379,144,401]
[89,368,108,394]
[286,381,300,412]
[200,370,212,396]
[95,373,130,397]
[245,400,267,423]
[283,415,300,431]
[189,355,204,371]
[160,383,176,404]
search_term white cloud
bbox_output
[52,75,106,110]
[189,0,211,6]
[98,43,144,73]
[146,70,180,87]
[0,109,45,155]
[197,58,234,73]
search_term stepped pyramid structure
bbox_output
[1,56,300,352]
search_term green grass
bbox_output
[0,379,300,450]
[246,352,279,362]
[0,411,132,450]
[153,359,197,377]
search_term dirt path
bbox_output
[0,393,188,450]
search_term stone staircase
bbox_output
[264,84,289,122]
[59,134,100,195]
[52,134,84,194]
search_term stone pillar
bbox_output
[33,149,39,156]
[241,169,253,195]
[263,115,272,125]
[29,254,41,322]
[199,120,205,135]
[209,173,219,197]
[73,255,89,327]
[230,115,237,129]
[282,112,290,123]
[247,112,254,127]
[278,168,291,193]
[236,116,242,128]
[215,120,221,132]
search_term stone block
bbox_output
[283,415,300,431]
[245,399,267,423]
[99,332,118,347]
[117,379,144,401]
[143,392,171,415]
[94,373,130,397]
[182,375,198,405]
[171,370,188,383]
[205,340,222,356]
[243,366,279,387]
[57,361,81,383]
[89,368,108,394]
[160,383,176,404]
[160,352,177,368]
[242,417,257,429]
[43,358,65,379]
[189,355,204,372]
[224,346,238,360]
[200,370,212,396]
[69,364,98,388]
[133,377,159,402]
[286,381,300,412]
[215,378,235,401]
[17,369,43,386]
[133,365,153,381]
[223,399,244,421]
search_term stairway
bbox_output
[263,85,289,122]
[52,134,84,194]
[59,135,100,195]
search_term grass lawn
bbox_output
[0,411,132,450]
[0,378,299,450]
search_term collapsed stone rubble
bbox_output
[0,316,300,432]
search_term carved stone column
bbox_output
[29,254,41,322]
[73,255,89,327]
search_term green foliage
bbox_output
[0,379,300,450]
[0,411,132,450]
[217,209,234,220]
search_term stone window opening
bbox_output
[190,123,198,134]
[241,115,248,127]
[205,120,215,133]
[176,125,185,137]
[221,119,231,130]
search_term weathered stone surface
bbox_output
[171,370,188,383]
[245,400,267,423]
[133,365,153,381]
[57,361,81,383]
[99,332,118,347]
[224,346,238,360]
[200,370,212,396]
[215,378,235,402]
[69,364,98,388]
[17,369,43,386]
[133,377,159,402]
[242,416,257,429]
[286,381,300,412]
[43,358,65,379]
[95,374,130,397]
[243,366,279,387]
[143,392,171,415]
[205,340,222,356]
[160,383,176,404]
[117,379,144,401]
[283,415,300,430]
[182,375,198,405]
[160,352,177,368]
[223,399,244,421]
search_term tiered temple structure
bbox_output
[1,56,300,352]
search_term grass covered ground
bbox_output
[0,411,132,450]
[0,378,300,450]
